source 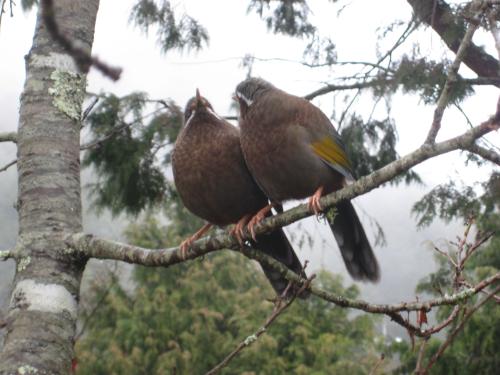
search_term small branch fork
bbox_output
[205,274,315,375]
[410,218,499,374]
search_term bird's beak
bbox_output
[232,93,238,102]
[195,88,204,108]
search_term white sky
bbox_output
[1,0,498,337]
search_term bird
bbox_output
[172,89,307,297]
[235,77,380,282]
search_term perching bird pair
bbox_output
[172,78,380,297]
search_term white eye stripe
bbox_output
[236,91,253,106]
[185,109,196,127]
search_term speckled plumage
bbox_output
[236,78,380,282]
[172,93,306,295]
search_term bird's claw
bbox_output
[179,238,194,260]
[231,214,250,246]
[248,212,265,241]
[308,186,324,217]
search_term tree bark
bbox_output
[0,1,99,373]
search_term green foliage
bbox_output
[82,93,183,216]
[341,115,421,185]
[392,56,473,104]
[130,0,209,54]
[76,210,383,374]
[247,0,316,38]
[412,172,500,228]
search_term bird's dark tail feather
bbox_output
[251,227,308,298]
[329,200,380,282]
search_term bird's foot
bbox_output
[179,223,212,260]
[247,203,274,241]
[307,186,324,217]
[230,214,251,246]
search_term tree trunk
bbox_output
[0,1,99,373]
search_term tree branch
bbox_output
[68,230,500,322]
[303,76,499,101]
[466,143,500,165]
[0,132,17,143]
[40,0,122,80]
[425,10,481,144]
[407,0,500,80]
[0,159,17,173]
[70,105,498,265]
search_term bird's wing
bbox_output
[297,101,355,181]
[310,134,354,181]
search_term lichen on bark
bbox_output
[48,69,86,122]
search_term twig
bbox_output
[0,132,17,143]
[80,107,165,150]
[424,285,500,373]
[0,159,16,173]
[40,0,122,80]
[303,79,389,100]
[75,273,118,341]
[368,353,385,375]
[82,97,100,122]
[205,276,315,375]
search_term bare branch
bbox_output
[466,143,500,165]
[0,159,16,173]
[206,276,314,375]
[425,14,480,144]
[303,76,498,101]
[368,354,385,375]
[40,0,122,80]
[408,0,500,80]
[424,285,500,373]
[0,132,17,143]
[415,338,429,375]
[304,79,386,100]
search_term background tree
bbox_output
[0,0,498,374]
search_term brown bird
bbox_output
[172,90,306,296]
[235,77,380,282]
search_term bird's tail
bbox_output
[328,200,380,282]
[251,227,308,298]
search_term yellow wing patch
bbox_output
[310,136,353,175]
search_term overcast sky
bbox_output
[1,0,498,338]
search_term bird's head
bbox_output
[184,89,215,125]
[234,77,274,117]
